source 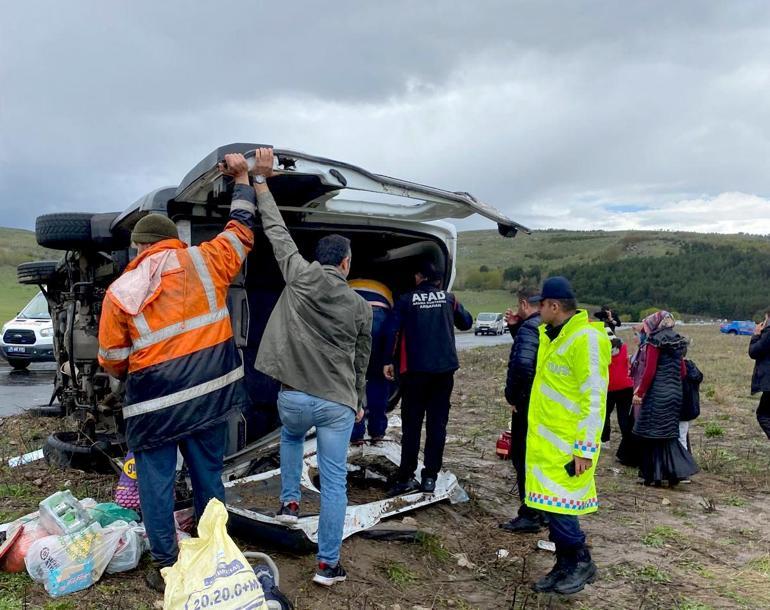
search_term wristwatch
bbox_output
[253,174,266,185]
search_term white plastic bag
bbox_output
[162,499,266,610]
[25,523,124,597]
[106,523,147,574]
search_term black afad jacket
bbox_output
[386,282,473,375]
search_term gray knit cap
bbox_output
[131,214,179,244]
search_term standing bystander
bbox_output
[525,277,610,595]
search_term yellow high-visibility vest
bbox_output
[525,310,611,515]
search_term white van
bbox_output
[0,291,55,370]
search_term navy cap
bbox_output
[530,276,576,303]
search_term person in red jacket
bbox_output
[595,309,638,466]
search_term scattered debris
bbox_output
[662,498,671,506]
[453,552,477,569]
[537,540,556,553]
[7,448,45,468]
[496,548,510,559]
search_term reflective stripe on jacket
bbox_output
[524,310,611,515]
[98,184,256,451]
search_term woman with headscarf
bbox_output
[631,311,698,486]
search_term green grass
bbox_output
[704,422,725,438]
[747,555,770,575]
[639,564,671,584]
[416,532,451,562]
[0,228,57,323]
[0,573,31,610]
[642,525,682,548]
[383,561,417,586]
[677,599,714,610]
[452,289,514,318]
[0,482,38,499]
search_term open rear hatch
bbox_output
[173,144,529,237]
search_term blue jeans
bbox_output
[134,422,227,566]
[548,513,586,554]
[278,390,355,566]
[352,307,392,441]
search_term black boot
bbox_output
[532,552,570,593]
[552,547,597,595]
[145,564,166,593]
[499,513,543,534]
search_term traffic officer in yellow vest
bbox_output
[525,277,610,595]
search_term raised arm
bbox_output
[250,149,310,284]
[194,153,256,293]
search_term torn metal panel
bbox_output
[224,436,467,546]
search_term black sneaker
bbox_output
[420,476,436,493]
[253,563,294,609]
[552,558,597,594]
[276,501,300,523]
[145,565,166,593]
[532,555,570,593]
[499,514,543,534]
[312,562,347,587]
[387,479,420,497]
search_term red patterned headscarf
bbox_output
[642,310,675,336]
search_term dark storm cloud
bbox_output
[3,1,770,232]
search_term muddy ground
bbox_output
[0,325,769,609]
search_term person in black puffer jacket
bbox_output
[631,311,698,486]
[499,286,544,534]
[748,308,770,439]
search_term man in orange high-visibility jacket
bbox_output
[98,151,270,592]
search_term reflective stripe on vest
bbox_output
[188,247,218,312]
[536,423,572,455]
[99,346,132,361]
[539,382,580,414]
[131,306,230,352]
[579,329,605,437]
[221,230,246,262]
[133,312,151,336]
[555,327,592,356]
[123,364,244,418]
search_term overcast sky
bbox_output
[4,1,770,234]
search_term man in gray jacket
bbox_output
[251,149,372,587]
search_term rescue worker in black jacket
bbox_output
[500,286,547,533]
[384,260,473,495]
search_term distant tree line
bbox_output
[556,243,769,320]
[456,243,770,320]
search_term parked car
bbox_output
[474,312,504,335]
[720,320,755,336]
[0,291,56,370]
[21,143,528,540]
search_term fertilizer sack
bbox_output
[162,499,266,610]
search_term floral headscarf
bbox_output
[642,310,675,336]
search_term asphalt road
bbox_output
[0,333,509,419]
[0,361,57,417]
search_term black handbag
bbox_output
[680,359,704,421]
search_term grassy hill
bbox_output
[0,228,58,322]
[455,229,770,319]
